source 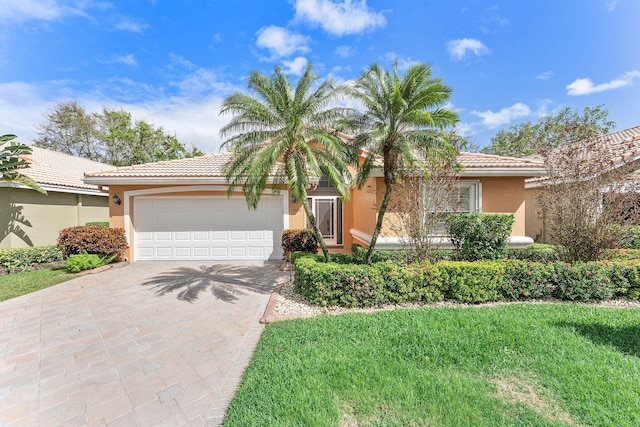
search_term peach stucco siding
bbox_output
[479,176,526,236]
[366,176,527,242]
[106,174,530,259]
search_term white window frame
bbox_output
[424,180,482,235]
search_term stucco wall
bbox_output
[0,187,109,249]
[352,176,529,247]
[479,176,526,236]
[525,187,546,243]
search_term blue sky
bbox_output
[1,0,639,154]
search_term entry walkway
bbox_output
[0,262,287,426]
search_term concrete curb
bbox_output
[77,261,128,276]
[260,282,318,324]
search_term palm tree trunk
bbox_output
[365,180,394,264]
[300,195,332,262]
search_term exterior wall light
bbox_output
[112,194,122,205]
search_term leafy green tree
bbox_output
[34,101,99,160]
[34,101,202,165]
[0,134,46,194]
[345,62,459,264]
[481,105,615,157]
[220,64,351,262]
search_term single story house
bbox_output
[525,125,640,243]
[0,146,115,249]
[84,151,546,262]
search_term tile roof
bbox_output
[85,153,234,178]
[12,146,115,192]
[526,125,640,185]
[85,149,547,183]
[455,152,545,169]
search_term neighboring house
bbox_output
[84,151,546,262]
[0,146,115,249]
[525,126,640,243]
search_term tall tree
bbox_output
[220,64,351,262]
[34,101,202,166]
[481,105,615,157]
[34,101,99,160]
[345,62,459,264]
[0,134,46,194]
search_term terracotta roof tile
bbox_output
[14,146,115,191]
[86,154,234,178]
[526,126,640,185]
[455,152,545,169]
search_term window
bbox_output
[425,181,480,234]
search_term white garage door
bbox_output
[134,196,284,261]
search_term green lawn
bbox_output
[0,269,77,301]
[225,304,640,427]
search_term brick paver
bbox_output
[0,262,286,426]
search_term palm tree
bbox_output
[219,64,351,262]
[346,62,459,264]
[1,134,46,194]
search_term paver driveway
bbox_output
[0,262,288,426]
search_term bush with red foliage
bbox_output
[57,226,128,258]
[281,229,318,255]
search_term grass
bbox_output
[224,304,640,426]
[0,268,77,301]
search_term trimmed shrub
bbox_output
[438,261,504,303]
[293,257,445,307]
[65,252,116,272]
[85,221,109,228]
[57,226,128,258]
[507,244,561,263]
[351,244,455,264]
[501,260,555,299]
[552,262,614,301]
[293,255,640,307]
[446,213,514,261]
[282,229,318,256]
[0,245,63,274]
[606,249,640,261]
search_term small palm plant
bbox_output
[220,64,351,262]
[1,134,46,194]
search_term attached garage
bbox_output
[134,195,284,261]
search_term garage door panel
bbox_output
[134,196,284,261]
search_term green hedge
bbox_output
[293,255,640,307]
[446,213,515,261]
[0,245,63,274]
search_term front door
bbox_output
[308,197,342,246]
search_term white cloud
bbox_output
[446,38,490,61]
[113,17,149,33]
[471,103,531,128]
[0,67,242,154]
[335,45,356,58]
[566,71,640,96]
[0,1,113,24]
[607,1,617,12]
[535,70,553,80]
[0,0,82,22]
[294,0,386,36]
[384,52,419,71]
[255,25,310,59]
[282,57,308,75]
[103,54,138,67]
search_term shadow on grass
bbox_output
[141,263,283,303]
[556,321,640,358]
